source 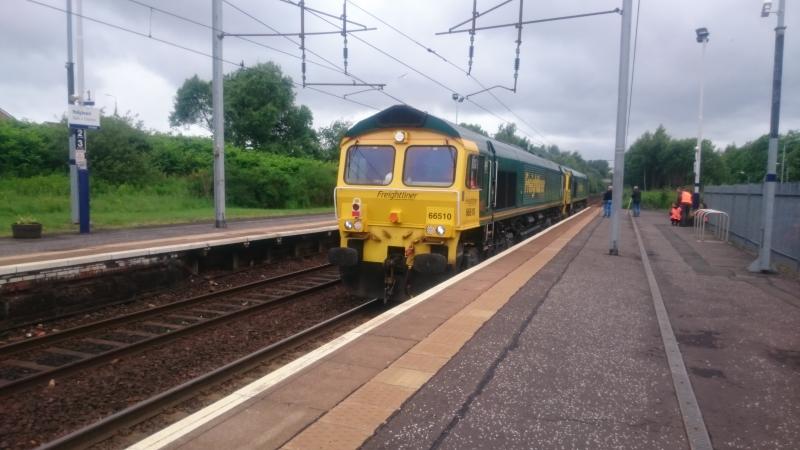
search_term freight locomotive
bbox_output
[327,105,588,300]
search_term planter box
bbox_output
[12,223,42,239]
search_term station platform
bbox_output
[129,208,800,450]
[0,213,335,277]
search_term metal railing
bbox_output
[694,209,729,243]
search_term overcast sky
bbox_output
[2,0,798,161]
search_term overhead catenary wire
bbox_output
[25,0,379,111]
[303,3,548,148]
[346,0,553,148]
[223,0,405,104]
[625,0,642,144]
[34,0,554,146]
[123,0,343,75]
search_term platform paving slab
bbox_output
[281,211,597,450]
[363,215,689,450]
[140,210,593,450]
[147,208,799,450]
[0,213,334,262]
[265,361,381,411]
[170,399,324,450]
[638,210,800,450]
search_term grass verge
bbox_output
[0,175,332,237]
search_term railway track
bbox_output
[0,264,340,396]
[39,297,380,450]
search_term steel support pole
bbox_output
[693,38,708,209]
[212,0,227,228]
[66,0,78,224]
[750,0,786,273]
[75,0,84,104]
[609,0,632,255]
[75,0,90,234]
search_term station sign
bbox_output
[74,128,88,169]
[67,104,100,129]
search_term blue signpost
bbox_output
[74,127,90,233]
[67,103,99,234]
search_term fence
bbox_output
[703,183,800,271]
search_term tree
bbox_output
[317,120,352,162]
[587,159,610,177]
[169,75,212,131]
[170,63,319,156]
[87,114,157,185]
[625,125,734,189]
[494,123,532,151]
[459,122,489,137]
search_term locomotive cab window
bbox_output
[466,155,482,189]
[403,146,456,187]
[344,145,395,185]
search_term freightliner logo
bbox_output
[376,191,418,200]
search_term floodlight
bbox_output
[695,27,710,43]
[761,0,773,17]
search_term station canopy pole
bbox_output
[66,0,78,224]
[212,0,227,228]
[609,0,633,255]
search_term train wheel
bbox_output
[462,247,481,271]
[457,242,481,272]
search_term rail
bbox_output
[37,297,381,450]
[0,264,340,395]
[694,209,729,243]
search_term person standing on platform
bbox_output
[678,187,693,226]
[603,185,613,217]
[631,186,641,217]
[670,203,682,226]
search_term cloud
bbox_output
[1,0,798,163]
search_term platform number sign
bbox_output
[74,128,87,170]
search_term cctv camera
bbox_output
[761,0,773,17]
[695,27,709,42]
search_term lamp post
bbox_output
[104,93,117,116]
[693,27,709,210]
[451,93,465,123]
[749,0,786,273]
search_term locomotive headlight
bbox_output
[426,225,435,235]
[393,130,407,144]
[353,220,364,231]
[344,220,354,230]
[435,225,446,236]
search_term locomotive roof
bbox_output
[345,104,580,175]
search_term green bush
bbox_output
[1,116,337,211]
[86,115,158,185]
[149,133,212,176]
[620,188,681,210]
[0,120,67,177]
[225,149,336,208]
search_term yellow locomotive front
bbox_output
[328,107,481,300]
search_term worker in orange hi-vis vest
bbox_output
[670,203,682,226]
[678,187,693,227]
